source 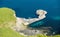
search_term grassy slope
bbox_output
[0,27,24,37]
[0,7,24,37]
[29,35,60,37]
[0,7,16,27]
[48,35,60,37]
[0,27,60,37]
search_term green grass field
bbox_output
[0,7,16,28]
[0,27,24,37]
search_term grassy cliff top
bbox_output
[0,7,24,37]
[0,7,16,27]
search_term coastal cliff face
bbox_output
[0,7,60,37]
[13,9,47,31]
[0,7,54,36]
[13,9,50,36]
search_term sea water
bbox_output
[0,0,60,34]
